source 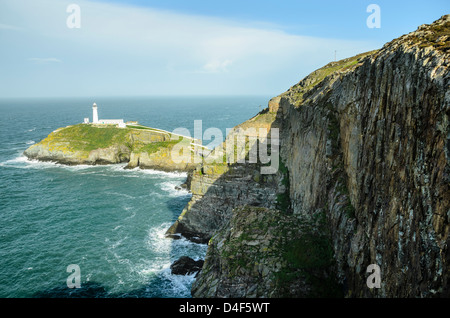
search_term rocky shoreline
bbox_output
[23,124,201,172]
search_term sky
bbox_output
[0,0,448,98]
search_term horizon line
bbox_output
[0,94,277,100]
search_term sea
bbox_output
[0,96,270,298]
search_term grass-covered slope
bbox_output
[24,123,201,171]
[282,50,378,107]
[43,124,130,152]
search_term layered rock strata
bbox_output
[172,15,450,297]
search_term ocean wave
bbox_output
[1,154,188,181]
[105,191,136,200]
[145,222,173,255]
[145,222,207,259]
[160,181,190,197]
[139,261,171,277]
[0,155,113,172]
[110,236,129,250]
[139,222,207,297]
[0,155,74,170]
[158,266,197,297]
[130,167,187,179]
[0,155,29,166]
[124,209,137,221]
[25,140,35,145]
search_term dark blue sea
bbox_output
[0,96,269,298]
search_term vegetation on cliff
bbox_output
[24,123,200,171]
[40,124,131,153]
[174,15,450,298]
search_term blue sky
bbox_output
[0,0,448,98]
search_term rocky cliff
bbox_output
[166,110,286,243]
[24,124,201,172]
[170,15,450,297]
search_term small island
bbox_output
[24,102,205,172]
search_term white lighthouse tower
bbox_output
[92,102,99,123]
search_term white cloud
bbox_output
[0,0,379,96]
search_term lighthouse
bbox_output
[84,102,126,128]
[92,102,99,123]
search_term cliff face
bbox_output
[278,15,449,297]
[172,15,450,297]
[166,110,286,243]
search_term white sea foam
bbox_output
[159,267,197,297]
[0,155,102,171]
[110,236,129,249]
[105,191,136,200]
[145,222,173,255]
[138,222,207,297]
[0,155,29,166]
[145,222,207,265]
[25,140,35,145]
[0,155,52,169]
[139,261,171,277]
[1,154,189,183]
[104,163,128,172]
[1,155,61,169]
[160,181,190,197]
[124,209,137,221]
[133,167,187,179]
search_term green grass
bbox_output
[127,125,151,130]
[275,157,291,214]
[139,139,182,154]
[49,124,130,152]
[44,124,188,156]
[275,210,343,297]
[289,51,377,107]
[410,20,450,52]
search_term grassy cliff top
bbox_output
[39,123,189,154]
[282,50,378,107]
[387,14,450,53]
[47,124,130,152]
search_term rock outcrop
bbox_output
[24,124,201,172]
[171,15,450,297]
[165,110,287,243]
[170,256,204,276]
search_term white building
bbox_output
[86,102,126,128]
[97,119,126,128]
[92,102,99,123]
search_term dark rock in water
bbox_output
[165,233,182,240]
[170,256,204,276]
